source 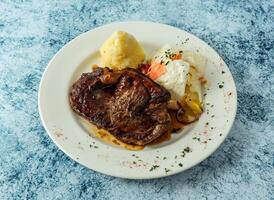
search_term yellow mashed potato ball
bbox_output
[100,31,145,70]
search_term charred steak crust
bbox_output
[70,67,171,145]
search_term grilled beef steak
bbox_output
[69,67,171,145]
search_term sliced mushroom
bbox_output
[176,107,199,124]
[169,110,184,130]
[167,100,181,110]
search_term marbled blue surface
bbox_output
[0,0,273,199]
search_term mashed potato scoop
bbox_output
[100,31,145,70]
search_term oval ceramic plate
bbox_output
[39,21,237,179]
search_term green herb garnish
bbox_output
[149,165,160,171]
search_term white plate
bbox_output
[38,21,237,179]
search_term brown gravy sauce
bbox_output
[82,119,144,150]
[148,131,172,145]
[81,118,181,150]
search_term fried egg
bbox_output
[149,45,206,107]
[151,45,190,100]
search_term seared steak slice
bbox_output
[70,67,171,145]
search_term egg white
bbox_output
[151,45,206,101]
[155,60,190,100]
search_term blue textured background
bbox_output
[0,1,273,199]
